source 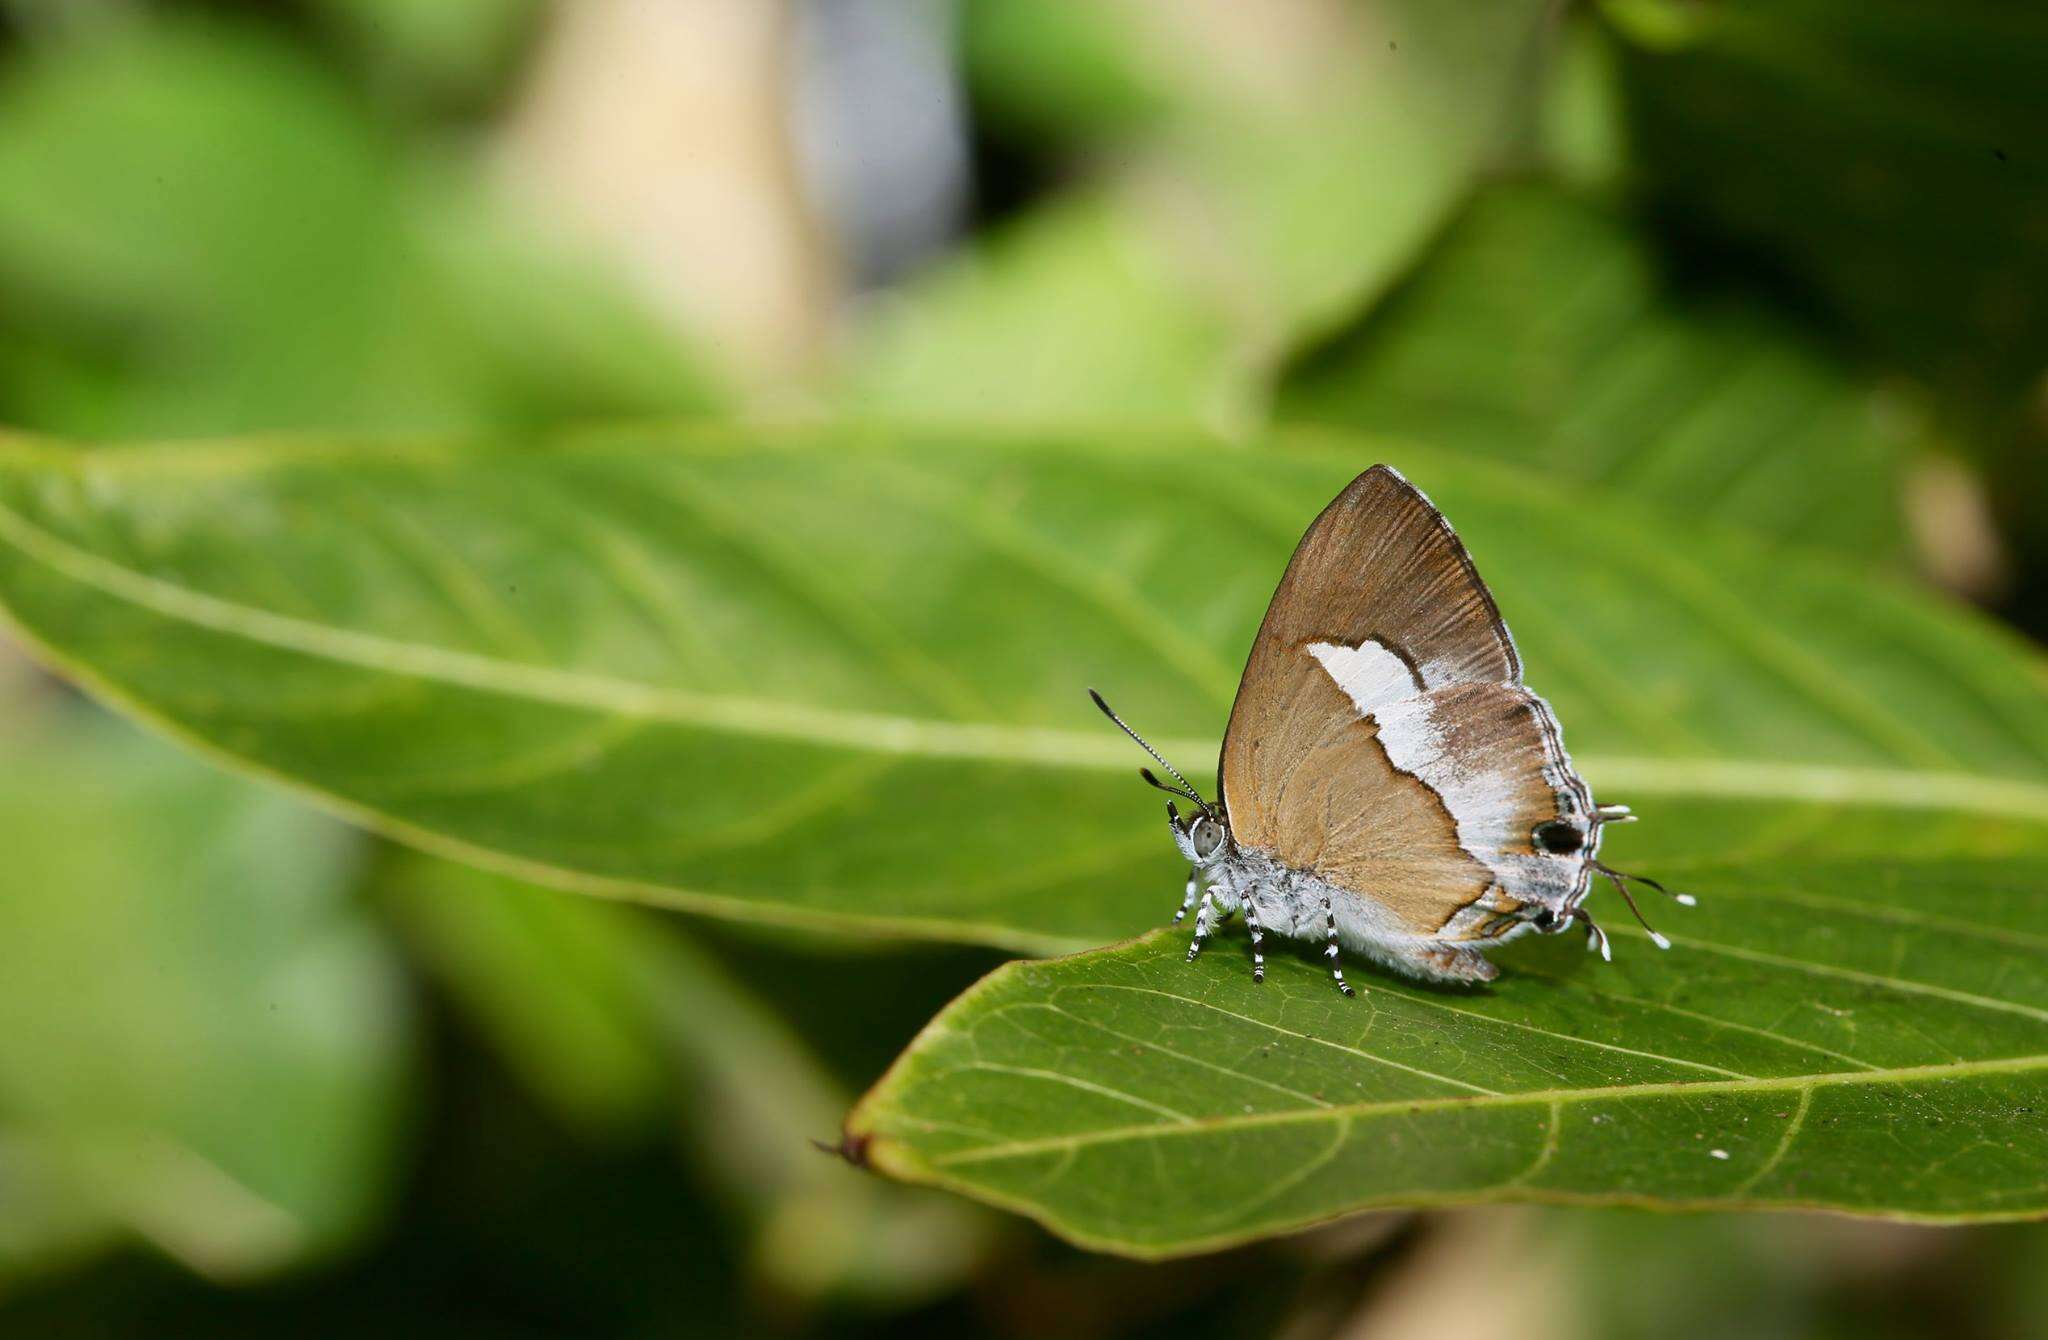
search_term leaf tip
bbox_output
[814,1130,874,1170]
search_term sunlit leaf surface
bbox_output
[1,417,2044,1256]
[850,844,2048,1256]
[0,424,2041,955]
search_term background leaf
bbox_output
[1601,0,2048,417]
[0,708,408,1280]
[0,16,716,441]
[1277,181,1921,557]
[383,855,1003,1305]
[849,0,1556,423]
[1596,0,2048,621]
[0,423,2040,955]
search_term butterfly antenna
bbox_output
[1595,866,1671,949]
[1592,860,1696,907]
[1089,689,1213,815]
[1139,767,1205,806]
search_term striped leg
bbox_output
[1243,896,1266,984]
[1187,889,1219,962]
[1322,896,1356,997]
[1171,871,1198,925]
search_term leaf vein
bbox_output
[1000,1000,1333,1107]
[923,1052,2048,1168]
[952,1062,1197,1124]
[1727,1086,1813,1198]
[1077,983,1500,1096]
[2,494,2043,820]
[1608,925,2048,1024]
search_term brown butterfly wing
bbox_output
[1315,681,1595,938]
[1222,465,1517,844]
[1242,669,1494,934]
[1221,466,1590,938]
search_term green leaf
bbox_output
[959,0,1182,142]
[0,19,403,436]
[0,422,2042,1253]
[381,853,674,1135]
[0,16,716,440]
[847,196,1244,424]
[1599,0,2048,416]
[847,838,2048,1257]
[0,709,409,1279]
[848,1,1555,421]
[307,0,542,110]
[0,1136,120,1284]
[1278,181,1918,556]
[0,423,2042,954]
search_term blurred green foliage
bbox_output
[1281,182,1918,556]
[1603,0,2048,419]
[0,15,715,440]
[0,708,405,1283]
[0,0,2041,1336]
[307,0,542,113]
[853,0,1553,424]
[385,857,1004,1305]
[1,424,2039,954]
[1599,0,2048,621]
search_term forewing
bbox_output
[1222,465,1518,850]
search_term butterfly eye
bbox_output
[1533,821,1583,855]
[1190,818,1224,858]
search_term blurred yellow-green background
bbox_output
[0,1,2044,1335]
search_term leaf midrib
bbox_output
[1,495,2046,821]
[890,1050,2048,1169]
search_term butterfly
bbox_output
[1093,465,1689,993]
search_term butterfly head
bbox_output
[1088,689,1231,863]
[1167,799,1232,869]
[1521,802,1681,957]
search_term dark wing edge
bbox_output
[1364,464,1521,683]
[1217,464,1522,818]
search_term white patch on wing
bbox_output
[1306,640,1593,910]
[1370,694,1524,867]
[1307,640,1422,716]
[1417,657,1461,688]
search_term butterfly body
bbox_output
[1172,828,1514,986]
[1100,464,1680,991]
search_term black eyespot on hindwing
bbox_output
[1533,820,1583,855]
